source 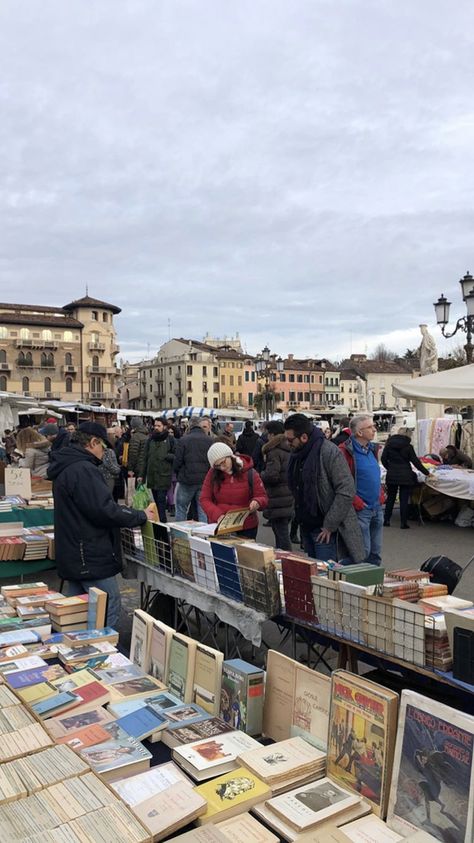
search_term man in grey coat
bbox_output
[284,414,365,563]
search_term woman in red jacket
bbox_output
[200,443,268,539]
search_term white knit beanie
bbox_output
[207,442,234,467]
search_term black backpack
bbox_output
[420,556,464,594]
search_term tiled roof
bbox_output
[0,313,83,328]
[63,296,121,314]
[339,358,411,375]
[0,302,65,314]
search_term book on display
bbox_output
[237,736,326,789]
[132,782,207,841]
[170,525,195,581]
[220,658,264,736]
[189,534,220,591]
[167,631,196,702]
[110,760,192,806]
[209,540,243,601]
[56,723,114,750]
[265,777,361,832]
[387,689,474,842]
[130,609,153,671]
[339,814,404,841]
[148,618,173,683]
[172,729,260,781]
[80,735,152,781]
[44,706,116,739]
[193,641,223,715]
[114,704,168,740]
[107,674,166,703]
[327,670,398,818]
[86,586,107,629]
[195,766,271,825]
[107,690,182,719]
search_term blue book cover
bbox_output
[108,691,183,718]
[7,664,64,689]
[210,541,243,601]
[164,703,211,732]
[32,691,78,717]
[64,627,118,643]
[0,630,40,646]
[115,705,168,739]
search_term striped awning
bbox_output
[164,407,217,419]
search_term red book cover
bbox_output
[72,681,109,705]
[281,557,319,621]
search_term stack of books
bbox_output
[45,594,89,633]
[237,736,326,794]
[381,580,420,602]
[0,500,13,512]
[424,612,453,670]
[21,529,50,561]
[0,536,26,560]
[172,729,260,781]
[418,582,448,599]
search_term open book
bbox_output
[191,508,251,537]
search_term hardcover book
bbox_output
[220,658,264,736]
[327,670,398,818]
[387,689,474,842]
[210,540,243,601]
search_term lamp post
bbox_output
[434,272,474,364]
[255,346,284,420]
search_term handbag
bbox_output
[420,556,463,595]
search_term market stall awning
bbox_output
[393,364,474,405]
[164,407,217,419]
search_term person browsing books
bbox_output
[200,443,268,540]
[48,422,156,629]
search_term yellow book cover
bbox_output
[195,766,271,825]
[17,681,56,704]
[51,669,98,693]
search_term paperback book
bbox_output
[195,766,271,825]
[266,777,360,832]
[172,729,260,781]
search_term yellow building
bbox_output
[0,296,120,405]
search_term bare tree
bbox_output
[370,343,397,362]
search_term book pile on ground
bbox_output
[327,670,398,818]
[172,729,260,781]
[195,765,272,825]
[387,689,474,842]
[21,528,50,560]
[45,593,89,633]
[79,733,152,781]
[263,650,330,751]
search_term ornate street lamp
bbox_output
[255,345,279,420]
[433,272,474,364]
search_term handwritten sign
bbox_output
[5,467,32,500]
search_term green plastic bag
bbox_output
[132,483,153,510]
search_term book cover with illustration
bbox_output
[387,690,474,843]
[327,671,398,818]
[170,526,195,581]
[195,766,271,825]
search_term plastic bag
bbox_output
[132,483,153,510]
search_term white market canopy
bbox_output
[392,364,474,405]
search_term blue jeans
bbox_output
[356,504,384,566]
[301,529,338,562]
[175,483,207,523]
[65,576,121,629]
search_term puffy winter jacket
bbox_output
[127,426,149,475]
[381,435,429,486]
[19,441,51,477]
[139,434,175,490]
[200,455,268,531]
[236,429,260,457]
[173,427,212,485]
[48,444,146,581]
[260,434,294,519]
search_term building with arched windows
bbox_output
[0,296,120,404]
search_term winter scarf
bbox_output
[288,427,324,519]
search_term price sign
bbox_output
[5,467,32,500]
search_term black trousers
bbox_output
[270,517,292,551]
[152,488,168,523]
[384,484,412,526]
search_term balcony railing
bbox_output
[88,342,106,351]
[87,365,116,375]
[62,365,77,374]
[0,362,11,371]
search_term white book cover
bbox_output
[111,761,191,806]
[342,815,403,842]
[266,777,360,832]
[174,730,260,771]
[189,535,220,592]
[238,736,325,780]
[387,689,474,843]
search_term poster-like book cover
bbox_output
[387,689,474,843]
[327,670,398,818]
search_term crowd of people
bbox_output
[1,410,469,629]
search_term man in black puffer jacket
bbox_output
[261,421,294,550]
[173,418,212,522]
[48,422,155,628]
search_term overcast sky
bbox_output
[1,1,474,363]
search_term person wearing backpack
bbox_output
[137,417,175,522]
[200,443,268,539]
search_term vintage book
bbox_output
[44,705,116,739]
[87,587,107,629]
[69,802,151,842]
[172,729,260,781]
[167,827,229,842]
[266,777,360,832]
[0,629,41,647]
[170,525,195,581]
[6,663,66,688]
[387,689,474,842]
[220,658,264,736]
[327,670,398,819]
[56,722,113,749]
[235,542,280,615]
[57,642,117,666]
[92,663,145,685]
[258,652,332,751]
[115,705,168,740]
[44,595,89,616]
[16,680,57,704]
[80,735,152,782]
[189,534,220,591]
[133,782,207,840]
[107,689,182,719]
[130,609,153,671]
[444,606,474,653]
[193,641,223,715]
[107,674,167,703]
[167,631,196,702]
[111,760,192,805]
[1,582,48,599]
[216,813,279,842]
[237,736,326,788]
[210,540,243,601]
[62,627,119,648]
[419,594,473,611]
[161,706,224,749]
[147,618,173,684]
[282,556,320,621]
[0,721,54,761]
[195,766,271,825]
[150,521,172,568]
[340,814,404,841]
[163,716,233,749]
[32,690,82,719]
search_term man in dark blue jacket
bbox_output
[48,422,155,628]
[173,418,211,521]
